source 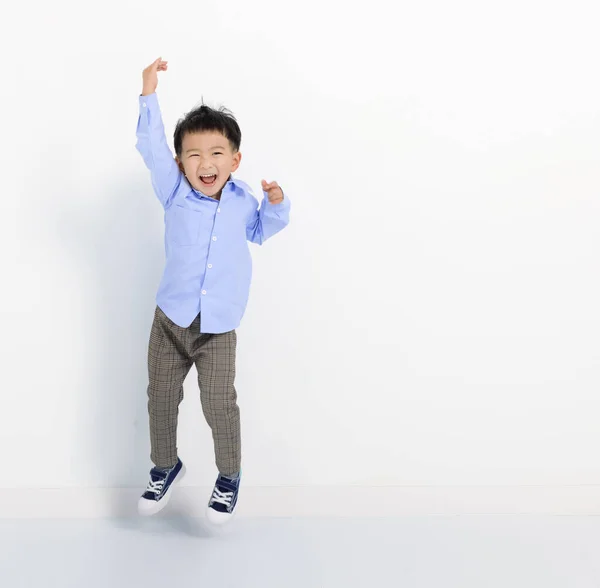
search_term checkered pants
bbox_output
[146,306,241,476]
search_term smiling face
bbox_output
[176,131,242,199]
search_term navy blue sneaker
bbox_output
[206,472,241,524]
[137,458,186,516]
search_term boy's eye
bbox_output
[213,152,222,156]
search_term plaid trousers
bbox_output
[146,306,241,476]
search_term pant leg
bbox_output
[147,306,194,469]
[194,330,241,477]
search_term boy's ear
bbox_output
[231,151,242,172]
[175,156,185,173]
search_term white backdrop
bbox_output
[1,0,600,499]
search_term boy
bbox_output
[134,57,290,524]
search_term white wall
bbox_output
[1,0,600,497]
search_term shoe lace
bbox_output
[211,487,234,507]
[146,476,166,495]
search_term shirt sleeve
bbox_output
[135,92,184,209]
[246,190,291,245]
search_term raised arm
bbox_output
[135,57,182,209]
[246,180,291,245]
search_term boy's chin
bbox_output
[194,180,225,195]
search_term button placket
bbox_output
[205,201,220,291]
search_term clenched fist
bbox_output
[142,57,168,96]
[261,180,284,205]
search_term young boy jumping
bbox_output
[134,57,290,524]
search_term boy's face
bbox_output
[176,131,241,198]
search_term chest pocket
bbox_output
[168,204,203,246]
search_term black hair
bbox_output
[173,101,241,157]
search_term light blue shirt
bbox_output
[135,92,291,333]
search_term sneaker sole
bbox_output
[138,464,187,517]
[205,505,237,525]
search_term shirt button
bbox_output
[212,236,217,241]
[217,208,221,213]
[142,102,147,107]
[207,264,213,269]
[202,290,207,295]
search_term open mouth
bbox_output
[199,174,217,187]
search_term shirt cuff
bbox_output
[139,92,158,110]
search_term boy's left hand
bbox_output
[262,180,284,204]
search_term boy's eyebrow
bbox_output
[185,145,227,153]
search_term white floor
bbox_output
[1,515,600,587]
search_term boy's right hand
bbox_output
[141,57,168,96]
